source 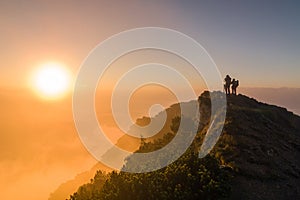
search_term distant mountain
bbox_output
[48,163,112,200]
[51,91,300,200]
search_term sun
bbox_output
[32,62,71,99]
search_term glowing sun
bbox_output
[32,62,71,99]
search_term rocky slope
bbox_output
[212,93,300,199]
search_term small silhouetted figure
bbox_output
[224,75,232,95]
[231,79,239,95]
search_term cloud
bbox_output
[0,89,96,200]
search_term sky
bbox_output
[1,0,300,88]
[0,1,300,200]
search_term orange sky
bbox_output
[1,1,300,200]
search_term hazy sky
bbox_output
[1,0,300,88]
[0,1,300,200]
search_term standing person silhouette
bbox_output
[224,75,232,95]
[231,79,239,95]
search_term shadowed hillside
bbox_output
[212,93,300,199]
[49,100,198,199]
[53,91,300,200]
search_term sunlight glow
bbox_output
[32,62,71,99]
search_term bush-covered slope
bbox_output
[67,91,300,200]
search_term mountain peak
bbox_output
[51,91,300,200]
[202,92,300,199]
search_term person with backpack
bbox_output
[231,79,239,95]
[224,75,232,95]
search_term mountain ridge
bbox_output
[50,91,300,200]
[208,93,300,199]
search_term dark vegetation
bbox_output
[69,116,232,200]
[68,91,300,200]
